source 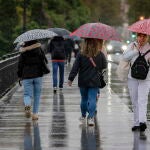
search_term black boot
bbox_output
[132,126,140,131]
[140,122,147,132]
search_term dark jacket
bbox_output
[68,52,107,87]
[49,36,66,60]
[64,39,74,53]
[17,43,48,79]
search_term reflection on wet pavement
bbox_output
[80,118,101,150]
[50,92,68,147]
[24,121,42,150]
[133,131,147,150]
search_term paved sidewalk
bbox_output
[0,56,150,150]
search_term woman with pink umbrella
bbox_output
[67,22,120,126]
[122,19,150,133]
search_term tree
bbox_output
[82,0,122,26]
[30,0,49,28]
[127,0,150,24]
[98,0,122,26]
[0,0,124,56]
[46,0,90,31]
[0,0,18,52]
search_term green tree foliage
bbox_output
[98,0,122,26]
[82,0,122,26]
[30,0,49,28]
[0,0,18,52]
[46,0,90,31]
[127,0,150,24]
[66,7,90,31]
[0,0,126,56]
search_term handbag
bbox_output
[89,57,106,88]
[39,49,50,74]
[42,59,50,74]
[116,57,130,81]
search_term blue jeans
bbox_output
[52,62,65,88]
[23,77,42,114]
[80,87,99,118]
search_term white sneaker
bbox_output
[53,87,57,93]
[79,116,86,124]
[88,118,95,126]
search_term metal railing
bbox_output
[0,52,19,97]
[0,45,48,98]
[0,51,19,61]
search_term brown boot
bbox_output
[24,105,31,118]
[32,114,39,120]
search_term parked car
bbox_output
[106,41,127,54]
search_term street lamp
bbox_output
[139,16,145,20]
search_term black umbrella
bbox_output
[48,28,70,36]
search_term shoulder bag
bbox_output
[89,57,106,88]
[39,49,50,74]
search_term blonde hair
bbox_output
[81,38,104,57]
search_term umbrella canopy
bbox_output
[48,28,70,36]
[63,35,81,41]
[14,29,57,44]
[70,22,121,41]
[128,19,150,35]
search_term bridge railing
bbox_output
[0,52,19,98]
[0,43,48,98]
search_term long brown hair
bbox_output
[81,38,104,57]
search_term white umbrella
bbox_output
[14,29,57,44]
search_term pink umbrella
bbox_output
[128,19,150,35]
[70,22,121,41]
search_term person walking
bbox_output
[17,40,49,120]
[68,38,107,126]
[48,36,66,93]
[64,38,74,64]
[73,41,80,58]
[122,33,150,132]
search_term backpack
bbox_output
[50,40,66,59]
[131,50,150,80]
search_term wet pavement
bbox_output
[0,54,150,150]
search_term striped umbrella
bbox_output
[70,22,121,41]
[128,19,150,35]
[14,29,57,44]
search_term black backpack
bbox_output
[50,39,66,59]
[131,50,150,80]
